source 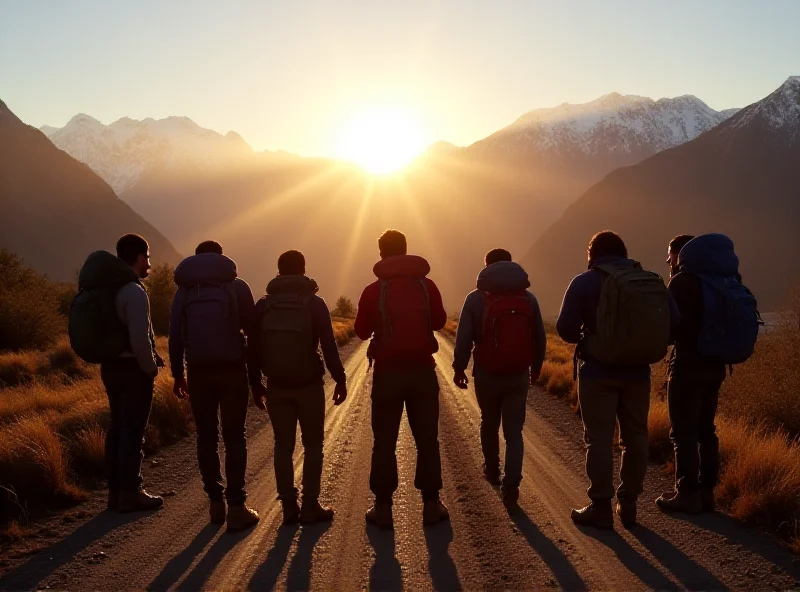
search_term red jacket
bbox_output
[355,255,447,370]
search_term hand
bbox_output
[173,377,188,399]
[252,383,268,410]
[453,370,469,390]
[333,381,348,406]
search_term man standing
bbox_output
[557,231,674,529]
[169,240,260,531]
[452,249,546,511]
[355,230,449,529]
[249,250,347,525]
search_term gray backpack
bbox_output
[585,263,670,365]
[260,294,318,384]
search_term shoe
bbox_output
[118,489,164,513]
[227,504,260,531]
[365,501,394,530]
[501,485,520,512]
[656,491,702,514]
[209,500,227,524]
[107,489,119,512]
[702,490,716,512]
[483,464,502,486]
[300,500,335,524]
[282,499,301,525]
[570,502,613,529]
[422,500,450,526]
[616,499,637,528]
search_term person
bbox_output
[249,250,347,525]
[556,231,676,529]
[355,229,449,529]
[452,249,547,511]
[667,234,695,278]
[91,234,163,512]
[169,240,260,531]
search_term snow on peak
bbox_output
[726,75,800,141]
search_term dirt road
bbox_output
[2,336,799,590]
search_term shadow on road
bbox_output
[178,526,255,590]
[249,525,298,590]
[423,520,462,592]
[285,522,332,591]
[366,524,402,591]
[0,509,143,591]
[511,509,586,591]
[147,523,220,591]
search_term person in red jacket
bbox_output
[355,229,448,529]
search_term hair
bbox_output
[378,229,407,258]
[195,240,223,255]
[669,234,695,254]
[485,248,512,266]
[587,231,627,261]
[116,234,149,266]
[277,250,305,275]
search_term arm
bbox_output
[247,300,265,388]
[354,285,376,341]
[667,291,681,344]
[313,297,347,384]
[452,292,478,372]
[529,292,547,378]
[426,279,447,331]
[168,287,186,380]
[556,275,585,344]
[121,283,158,377]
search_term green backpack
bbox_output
[585,262,670,366]
[259,294,319,385]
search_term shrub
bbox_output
[331,296,355,318]
[331,318,356,347]
[145,263,176,336]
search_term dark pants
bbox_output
[100,358,155,492]
[474,371,528,487]
[668,364,725,493]
[266,382,326,502]
[370,366,442,503]
[187,364,250,504]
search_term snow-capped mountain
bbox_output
[42,114,254,194]
[724,75,800,143]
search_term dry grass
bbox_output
[0,337,92,388]
[536,333,578,408]
[331,317,356,347]
[441,319,458,338]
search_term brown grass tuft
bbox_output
[331,318,356,347]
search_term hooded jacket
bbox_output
[453,262,547,378]
[354,255,447,370]
[248,274,346,388]
[168,253,255,381]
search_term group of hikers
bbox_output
[69,226,759,533]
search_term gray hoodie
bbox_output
[453,261,547,378]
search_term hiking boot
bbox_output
[422,500,450,526]
[118,489,164,513]
[282,499,301,526]
[209,500,227,524]
[227,504,260,531]
[570,502,613,529]
[616,499,637,529]
[300,500,334,524]
[483,464,502,486]
[107,489,119,512]
[702,490,716,513]
[501,485,520,512]
[365,501,394,530]
[656,490,702,514]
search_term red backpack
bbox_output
[374,277,439,360]
[474,290,535,374]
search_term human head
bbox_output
[485,248,512,266]
[116,234,150,279]
[195,240,223,255]
[587,231,627,265]
[277,250,305,276]
[667,234,694,277]
[378,229,407,259]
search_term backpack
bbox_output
[474,291,536,374]
[585,262,671,365]
[182,282,241,365]
[259,294,319,384]
[374,277,439,360]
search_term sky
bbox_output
[1,0,798,156]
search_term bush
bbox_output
[331,296,355,318]
[145,263,176,336]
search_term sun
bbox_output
[335,108,425,174]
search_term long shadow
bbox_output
[511,509,586,591]
[580,526,679,591]
[147,524,220,591]
[178,527,255,590]
[248,525,298,590]
[0,510,142,590]
[285,522,332,591]
[630,524,728,591]
[366,524,402,592]
[423,520,462,592]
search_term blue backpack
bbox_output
[678,234,761,365]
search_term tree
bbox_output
[145,263,176,336]
[331,296,355,318]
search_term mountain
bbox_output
[0,101,182,281]
[521,76,800,316]
[42,114,254,194]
